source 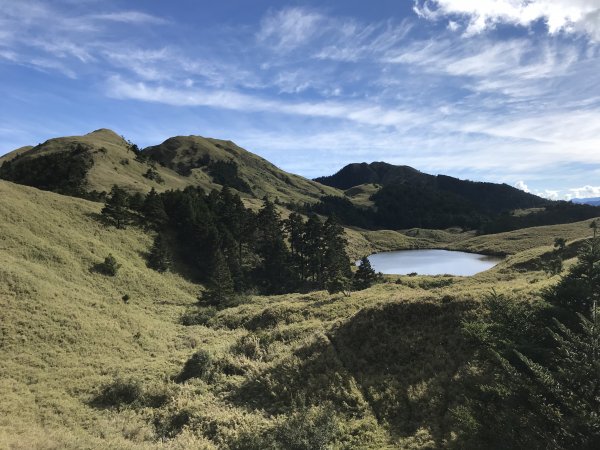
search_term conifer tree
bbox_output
[202,249,235,308]
[322,215,352,287]
[128,192,145,212]
[544,235,600,317]
[255,197,292,293]
[101,185,130,229]
[353,257,377,290]
[147,233,171,273]
[142,187,168,229]
[304,214,324,284]
[285,212,306,280]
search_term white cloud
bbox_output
[257,8,324,51]
[105,76,423,129]
[514,180,530,192]
[566,185,600,199]
[414,0,600,40]
[89,11,167,25]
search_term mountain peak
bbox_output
[85,128,127,144]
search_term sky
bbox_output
[1,0,600,200]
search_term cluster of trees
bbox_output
[0,144,94,197]
[101,185,376,306]
[455,221,600,448]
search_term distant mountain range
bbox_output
[572,197,600,207]
[1,130,599,234]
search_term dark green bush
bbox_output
[176,349,214,383]
[180,306,218,326]
[96,254,121,276]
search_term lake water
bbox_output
[361,249,502,276]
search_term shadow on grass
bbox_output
[231,298,477,446]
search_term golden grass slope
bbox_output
[0,179,597,449]
[0,180,207,448]
[450,219,600,255]
[0,129,343,204]
[144,135,342,204]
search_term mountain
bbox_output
[0,129,341,204]
[314,161,428,190]
[312,161,565,231]
[0,129,191,198]
[143,135,340,203]
[2,131,598,234]
[315,161,546,213]
[572,197,600,206]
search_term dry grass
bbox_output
[1,180,594,449]
[0,129,344,204]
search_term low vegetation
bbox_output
[2,161,600,449]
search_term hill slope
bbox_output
[0,129,341,204]
[144,135,341,203]
[2,179,599,449]
[315,161,547,214]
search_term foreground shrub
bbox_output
[275,404,340,450]
[180,306,218,326]
[176,350,214,383]
[95,254,121,276]
[91,378,174,409]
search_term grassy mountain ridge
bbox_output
[144,135,341,203]
[0,129,342,204]
[0,129,192,196]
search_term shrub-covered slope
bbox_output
[1,179,598,449]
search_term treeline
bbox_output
[292,191,600,235]
[101,185,365,303]
[479,201,600,234]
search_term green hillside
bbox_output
[144,136,341,203]
[0,129,342,204]
[2,179,598,449]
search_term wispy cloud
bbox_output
[257,7,325,52]
[105,76,424,129]
[89,11,168,25]
[1,1,600,198]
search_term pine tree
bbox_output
[101,185,130,229]
[544,235,600,317]
[142,187,168,229]
[353,256,377,290]
[202,249,235,308]
[285,212,306,281]
[255,197,292,294]
[128,192,145,212]
[147,233,171,273]
[97,254,121,276]
[304,214,324,284]
[322,215,352,288]
[326,271,351,296]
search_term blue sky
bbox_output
[1,0,600,199]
